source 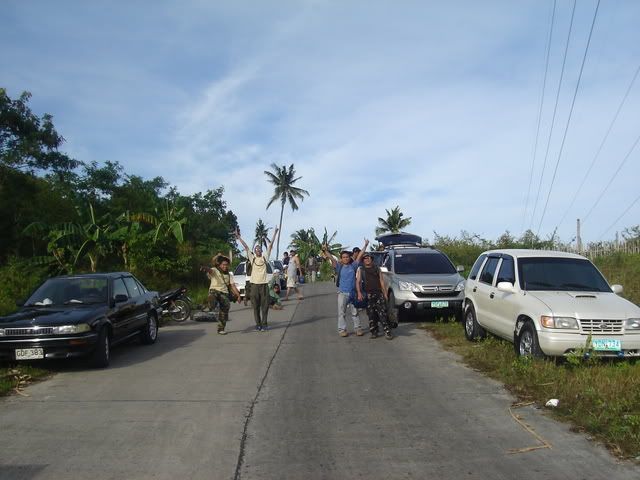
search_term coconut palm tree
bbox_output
[254,219,271,250]
[265,163,310,258]
[376,206,412,236]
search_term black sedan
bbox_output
[0,273,161,368]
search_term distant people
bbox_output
[307,254,318,283]
[282,251,290,267]
[322,239,369,337]
[236,227,279,331]
[284,249,304,301]
[356,252,393,340]
[202,253,241,335]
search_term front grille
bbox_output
[414,291,460,298]
[421,285,454,293]
[579,319,623,333]
[4,327,54,336]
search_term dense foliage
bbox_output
[0,89,239,314]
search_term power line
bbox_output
[529,0,577,231]
[522,0,557,233]
[554,63,640,230]
[598,192,640,240]
[582,131,640,223]
[536,0,601,236]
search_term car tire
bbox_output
[387,291,399,328]
[89,327,110,368]
[517,321,544,358]
[463,305,485,341]
[140,314,158,345]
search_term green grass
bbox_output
[423,320,640,460]
[0,364,50,396]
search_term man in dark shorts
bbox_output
[356,252,393,340]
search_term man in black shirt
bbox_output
[356,252,393,340]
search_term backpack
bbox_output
[246,259,253,276]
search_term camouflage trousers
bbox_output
[209,289,230,331]
[365,293,391,335]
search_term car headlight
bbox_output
[52,324,91,334]
[399,281,420,292]
[540,316,578,329]
[0,328,4,336]
[625,318,640,330]
[455,280,465,292]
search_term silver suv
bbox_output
[379,238,465,323]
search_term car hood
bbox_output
[394,273,463,287]
[0,306,103,327]
[527,291,640,319]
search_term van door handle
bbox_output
[490,292,495,299]
[473,287,477,293]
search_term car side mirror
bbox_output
[380,266,388,273]
[456,265,465,272]
[114,294,129,304]
[611,284,623,295]
[497,282,515,294]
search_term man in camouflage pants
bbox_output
[356,252,393,340]
[203,254,240,335]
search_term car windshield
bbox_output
[518,257,611,292]
[272,260,283,270]
[25,277,109,306]
[394,253,456,275]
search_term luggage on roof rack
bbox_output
[375,232,422,249]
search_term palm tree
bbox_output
[254,219,271,250]
[376,206,412,236]
[265,163,310,258]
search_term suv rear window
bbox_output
[393,253,456,274]
[479,257,500,285]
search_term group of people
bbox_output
[201,231,394,340]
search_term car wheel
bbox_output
[517,321,544,358]
[89,327,110,368]
[171,299,191,322]
[387,291,399,328]
[140,314,158,345]
[463,305,485,341]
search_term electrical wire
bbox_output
[529,0,577,231]
[536,0,601,236]
[554,63,640,230]
[582,131,640,223]
[598,192,640,240]
[522,0,557,233]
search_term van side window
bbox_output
[469,254,487,280]
[479,257,500,285]
[496,256,515,284]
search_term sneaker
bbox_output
[385,332,394,340]
[261,325,269,331]
[370,332,378,339]
[255,326,262,332]
[339,330,348,337]
[218,330,227,335]
[356,328,364,337]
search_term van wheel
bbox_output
[517,321,544,358]
[464,305,485,341]
[89,327,110,368]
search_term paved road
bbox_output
[0,282,637,480]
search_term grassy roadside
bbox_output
[0,364,50,396]
[422,320,640,460]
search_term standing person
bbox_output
[322,239,369,337]
[202,254,241,335]
[243,259,252,307]
[284,249,304,301]
[356,252,393,340]
[307,254,318,283]
[236,227,279,331]
[282,251,290,267]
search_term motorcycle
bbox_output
[159,286,193,322]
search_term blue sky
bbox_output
[2,0,640,250]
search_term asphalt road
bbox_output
[0,282,637,480]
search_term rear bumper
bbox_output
[537,331,640,357]
[0,333,99,361]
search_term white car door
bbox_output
[491,255,521,339]
[473,256,500,333]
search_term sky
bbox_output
[2,0,640,251]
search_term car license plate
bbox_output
[592,339,621,351]
[15,348,44,360]
[431,301,449,309]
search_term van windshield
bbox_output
[394,253,456,275]
[518,257,611,292]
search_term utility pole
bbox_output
[576,218,583,253]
